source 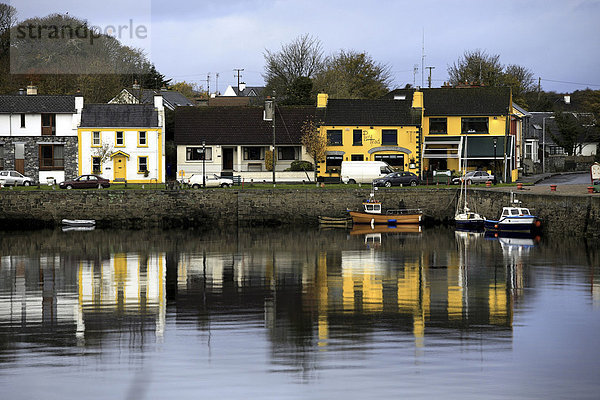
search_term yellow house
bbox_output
[417,86,517,182]
[316,91,423,180]
[78,99,166,183]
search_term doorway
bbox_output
[222,148,233,171]
[113,155,127,180]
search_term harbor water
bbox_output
[1,226,599,399]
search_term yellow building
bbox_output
[316,91,423,179]
[417,87,517,182]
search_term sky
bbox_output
[11,0,600,94]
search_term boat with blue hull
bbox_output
[484,193,541,234]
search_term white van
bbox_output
[340,161,393,184]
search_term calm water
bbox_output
[0,226,599,400]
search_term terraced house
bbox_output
[78,95,165,183]
[316,91,423,179]
[417,87,517,182]
[0,86,82,184]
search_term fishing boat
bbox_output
[61,219,96,227]
[454,139,485,231]
[348,189,422,225]
[484,193,541,234]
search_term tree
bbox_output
[550,111,590,156]
[502,64,535,106]
[448,49,503,87]
[282,76,313,105]
[92,142,114,173]
[170,81,201,99]
[300,118,327,185]
[263,34,324,99]
[314,50,392,99]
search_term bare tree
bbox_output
[263,34,324,98]
[300,118,327,186]
[0,3,16,34]
[92,142,114,174]
[448,49,503,86]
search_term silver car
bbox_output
[0,170,34,186]
[452,171,496,185]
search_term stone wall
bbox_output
[0,187,599,237]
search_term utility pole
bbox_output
[234,68,244,88]
[426,66,435,88]
[215,73,219,95]
[206,73,210,96]
[421,28,425,88]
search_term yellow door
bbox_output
[113,155,127,180]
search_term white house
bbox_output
[0,86,83,184]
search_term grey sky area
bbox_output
[11,0,600,93]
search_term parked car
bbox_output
[452,171,496,185]
[373,171,420,187]
[0,170,34,186]
[59,174,110,189]
[187,174,233,188]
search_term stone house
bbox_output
[0,86,83,184]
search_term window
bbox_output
[325,155,342,173]
[92,157,101,174]
[381,129,397,145]
[92,131,101,147]
[20,114,25,128]
[41,114,56,135]
[116,131,124,147]
[327,130,343,146]
[549,146,566,155]
[353,129,362,145]
[461,118,488,134]
[39,144,64,170]
[375,154,404,170]
[186,147,213,161]
[243,147,263,160]
[278,146,297,160]
[138,156,148,173]
[351,154,364,161]
[138,131,147,146]
[429,118,447,134]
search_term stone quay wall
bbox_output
[0,188,598,237]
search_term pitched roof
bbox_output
[232,86,265,97]
[0,95,76,113]
[175,106,318,145]
[421,87,511,116]
[322,96,419,126]
[115,88,194,109]
[80,104,159,128]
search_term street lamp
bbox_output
[202,140,206,188]
[493,137,497,179]
[542,116,555,174]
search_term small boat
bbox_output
[348,189,422,225]
[454,139,485,231]
[350,224,422,235]
[61,219,96,227]
[484,193,541,234]
[318,215,352,227]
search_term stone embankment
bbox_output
[0,187,598,237]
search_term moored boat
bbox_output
[348,190,422,225]
[61,219,96,227]
[454,139,485,231]
[484,193,541,234]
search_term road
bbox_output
[536,173,591,185]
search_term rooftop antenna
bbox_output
[421,28,425,88]
[413,64,419,88]
[426,66,435,88]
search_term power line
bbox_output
[541,78,600,88]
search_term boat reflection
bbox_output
[349,224,422,247]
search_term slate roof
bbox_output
[115,88,194,109]
[175,106,319,145]
[322,96,419,127]
[232,86,265,97]
[0,95,76,113]
[421,87,511,116]
[80,104,159,128]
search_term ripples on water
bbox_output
[0,226,599,399]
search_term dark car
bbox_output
[373,172,420,187]
[59,174,110,189]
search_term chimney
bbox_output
[238,82,246,92]
[26,85,38,95]
[18,88,25,95]
[154,94,163,110]
[75,89,84,112]
[317,93,328,108]
[161,84,168,92]
[132,80,141,90]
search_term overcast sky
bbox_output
[12,0,600,94]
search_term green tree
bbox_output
[448,49,504,87]
[170,81,201,99]
[314,50,391,99]
[550,111,592,156]
[502,64,535,107]
[263,34,324,99]
[282,76,313,105]
[300,118,327,185]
